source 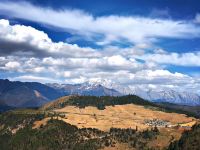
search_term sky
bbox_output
[0,0,200,93]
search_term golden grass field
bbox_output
[34,104,196,131]
[32,104,198,149]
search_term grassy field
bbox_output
[52,104,196,131]
[32,103,199,149]
[1,95,199,150]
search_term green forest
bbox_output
[0,111,160,150]
[0,95,199,150]
[168,124,200,150]
[45,95,199,118]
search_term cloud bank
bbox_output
[0,19,200,93]
[0,1,200,94]
[0,1,200,45]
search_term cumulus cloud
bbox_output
[0,2,200,45]
[62,69,198,93]
[129,70,192,85]
[0,15,199,93]
[0,19,100,58]
[1,54,199,93]
[4,61,20,70]
[139,51,200,66]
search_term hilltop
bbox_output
[41,95,157,110]
[41,95,197,131]
[0,95,199,150]
[39,95,199,149]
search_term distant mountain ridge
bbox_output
[0,79,200,109]
[101,80,200,106]
[46,82,122,97]
[143,89,200,106]
[0,79,121,108]
[48,79,200,106]
[0,79,63,108]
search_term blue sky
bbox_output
[0,0,200,93]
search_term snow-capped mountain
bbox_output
[104,81,200,106]
[83,79,134,94]
[138,89,200,106]
[47,81,122,97]
[47,79,200,106]
[80,79,200,106]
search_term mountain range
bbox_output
[46,82,121,96]
[0,79,200,109]
[47,79,200,106]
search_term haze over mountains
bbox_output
[47,82,121,97]
[0,79,200,109]
[0,79,121,108]
[74,79,200,106]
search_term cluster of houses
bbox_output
[144,119,171,127]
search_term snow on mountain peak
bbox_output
[47,79,200,106]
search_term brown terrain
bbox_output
[33,100,199,149]
[54,104,196,131]
[34,103,197,131]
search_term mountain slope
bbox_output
[1,78,200,108]
[168,123,200,150]
[0,79,63,108]
[157,102,200,118]
[0,111,160,150]
[0,79,121,109]
[72,79,200,106]
[39,95,198,149]
[0,101,14,112]
[42,95,200,118]
[145,90,200,106]
[47,82,122,96]
[0,95,198,150]
[41,95,159,111]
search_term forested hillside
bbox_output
[0,110,159,150]
[43,95,159,110]
[42,95,200,118]
[168,123,200,150]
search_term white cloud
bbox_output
[4,61,20,70]
[0,19,100,58]
[41,56,141,71]
[11,75,61,83]
[139,51,200,66]
[0,16,199,93]
[131,70,191,85]
[2,55,199,93]
[0,2,200,45]
[195,13,200,23]
[62,69,199,93]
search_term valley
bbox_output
[32,95,199,149]
[0,95,199,150]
